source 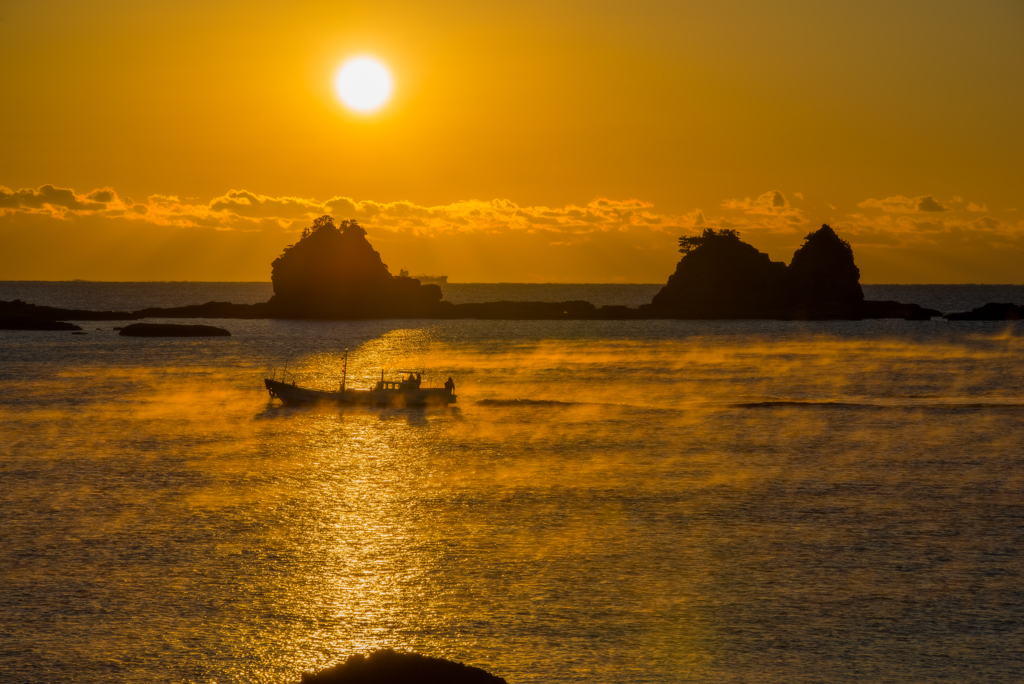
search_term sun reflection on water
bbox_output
[1,322,1022,682]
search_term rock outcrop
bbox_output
[650,228,789,317]
[0,298,140,324]
[267,215,442,318]
[3,220,949,322]
[945,303,1022,320]
[299,649,507,684]
[649,225,940,320]
[0,315,82,331]
[788,224,864,307]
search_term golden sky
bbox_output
[2,0,1022,282]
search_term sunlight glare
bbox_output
[334,57,393,113]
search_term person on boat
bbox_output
[445,376,455,393]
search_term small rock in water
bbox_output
[299,649,507,684]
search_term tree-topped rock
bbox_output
[650,228,789,316]
[268,215,442,318]
[649,224,938,319]
[788,224,864,306]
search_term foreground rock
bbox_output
[649,225,940,320]
[945,303,1022,320]
[300,650,507,684]
[119,323,231,337]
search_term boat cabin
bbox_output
[374,370,422,392]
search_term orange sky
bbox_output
[2,0,1022,282]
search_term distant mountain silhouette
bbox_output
[267,215,442,318]
[648,225,938,320]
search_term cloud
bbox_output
[208,189,328,219]
[916,195,948,212]
[3,183,1018,265]
[721,189,791,214]
[0,184,108,212]
[86,188,115,203]
[0,184,689,239]
[828,212,1024,250]
[2,184,1022,282]
[858,194,953,213]
[714,190,806,232]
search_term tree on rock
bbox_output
[651,228,789,316]
[269,215,442,318]
[788,224,864,306]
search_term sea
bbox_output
[2,282,1023,684]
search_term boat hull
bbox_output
[265,378,456,408]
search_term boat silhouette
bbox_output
[265,352,456,407]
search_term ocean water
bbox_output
[2,284,1024,683]
[3,281,1024,313]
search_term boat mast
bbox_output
[341,348,348,392]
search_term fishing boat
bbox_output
[264,352,457,407]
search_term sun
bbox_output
[334,57,392,113]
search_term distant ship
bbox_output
[399,269,448,285]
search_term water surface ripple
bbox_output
[1,315,1023,683]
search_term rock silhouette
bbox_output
[267,215,442,318]
[945,302,1022,320]
[299,649,507,684]
[0,315,82,331]
[0,298,139,326]
[649,225,938,320]
[2,220,947,321]
[788,224,864,307]
[650,228,789,316]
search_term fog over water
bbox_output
[1,284,1023,683]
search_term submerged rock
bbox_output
[118,323,231,337]
[299,649,507,684]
